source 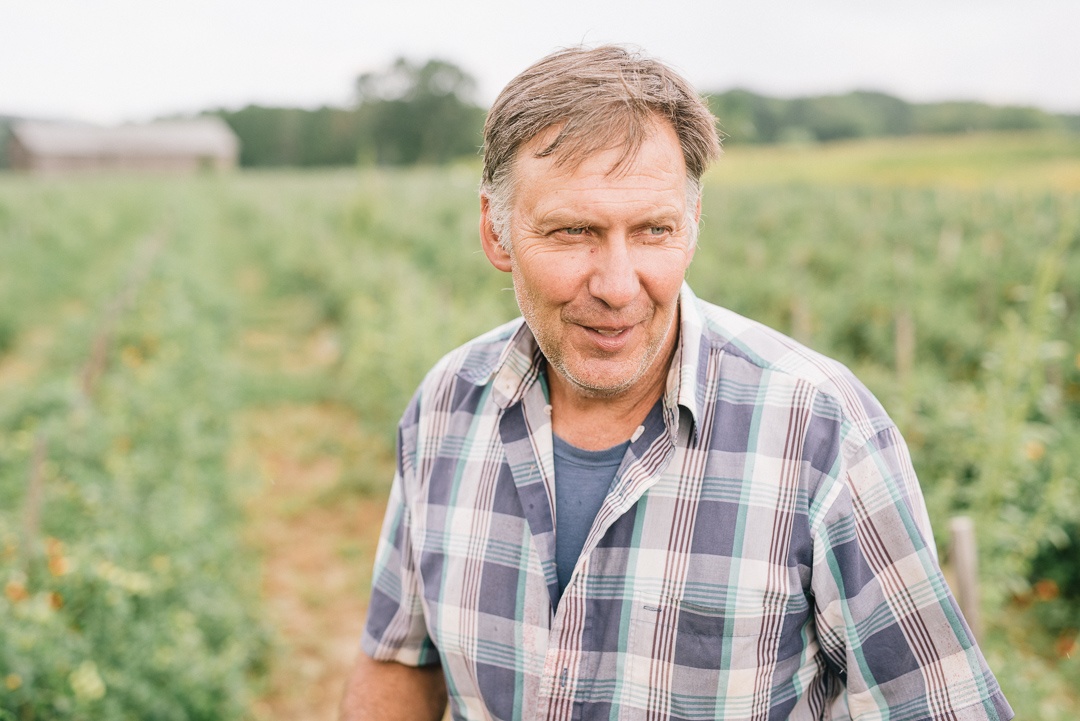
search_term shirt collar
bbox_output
[666,282,704,445]
[486,320,544,409]
[481,282,707,443]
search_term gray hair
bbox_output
[480,45,721,249]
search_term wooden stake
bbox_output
[79,233,165,398]
[949,516,981,642]
[21,433,48,563]
[894,307,915,383]
[790,296,812,346]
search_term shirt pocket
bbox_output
[621,593,788,716]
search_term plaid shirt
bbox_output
[363,284,1012,721]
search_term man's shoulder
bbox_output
[418,316,526,394]
[694,297,849,386]
[690,294,893,439]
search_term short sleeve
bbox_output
[810,424,1013,720]
[361,419,441,666]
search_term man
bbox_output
[341,46,1013,721]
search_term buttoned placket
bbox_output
[487,313,699,720]
[530,404,683,720]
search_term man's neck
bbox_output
[547,352,673,451]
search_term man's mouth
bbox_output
[591,327,626,337]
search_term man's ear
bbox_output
[480,195,513,272]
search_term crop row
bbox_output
[0,163,1077,716]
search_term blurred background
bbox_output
[1,1,1078,718]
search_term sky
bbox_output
[2,0,1078,125]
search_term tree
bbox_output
[354,58,486,165]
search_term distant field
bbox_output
[1,131,1078,718]
[710,131,1080,190]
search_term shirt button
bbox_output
[560,667,568,688]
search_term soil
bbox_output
[236,403,389,721]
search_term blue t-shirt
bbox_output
[552,401,666,604]
[552,435,627,601]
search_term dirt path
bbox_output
[236,403,390,721]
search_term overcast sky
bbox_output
[2,0,1077,124]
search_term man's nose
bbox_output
[587,235,640,309]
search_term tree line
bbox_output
[208,58,1079,167]
[2,58,1078,169]
[708,89,1080,144]
[207,58,486,168]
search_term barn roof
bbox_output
[10,117,238,158]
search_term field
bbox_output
[1,131,1079,719]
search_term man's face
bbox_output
[482,120,698,401]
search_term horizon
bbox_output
[2,1,1077,126]
[4,84,1077,128]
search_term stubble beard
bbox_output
[511,272,673,400]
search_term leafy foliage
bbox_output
[0,179,270,719]
[354,58,486,165]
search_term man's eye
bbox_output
[648,226,669,236]
[564,227,586,236]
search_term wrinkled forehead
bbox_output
[517,113,684,182]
